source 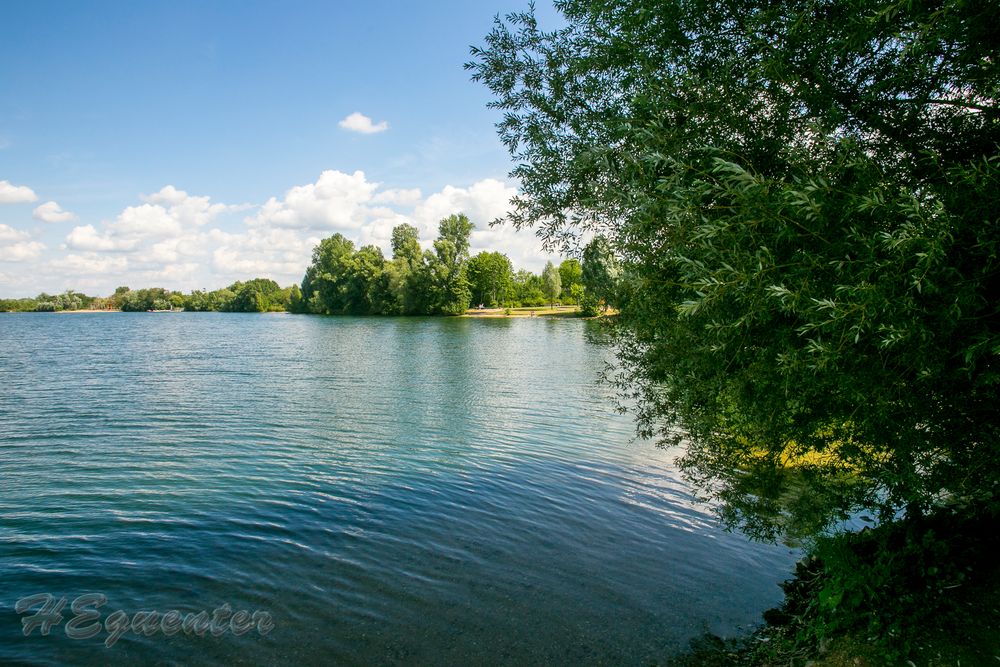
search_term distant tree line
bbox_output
[292,213,615,316]
[114,279,293,312]
[2,213,619,316]
[0,290,101,313]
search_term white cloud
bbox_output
[0,224,45,262]
[0,180,38,204]
[65,224,137,252]
[66,186,237,251]
[51,253,128,275]
[33,201,77,223]
[1,241,45,262]
[109,203,183,239]
[248,170,378,231]
[372,187,422,207]
[134,262,201,283]
[338,112,389,135]
[141,186,235,227]
[0,223,29,243]
[209,227,318,282]
[412,178,517,236]
[141,185,189,206]
[246,173,557,271]
[1,171,563,296]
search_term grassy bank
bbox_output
[463,305,584,318]
[678,505,1000,666]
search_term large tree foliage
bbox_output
[468,251,515,307]
[581,235,621,314]
[558,258,583,302]
[298,216,476,316]
[430,214,475,315]
[541,260,562,307]
[470,0,1000,539]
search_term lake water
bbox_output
[0,313,795,665]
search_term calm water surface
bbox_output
[0,313,795,665]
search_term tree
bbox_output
[111,286,130,309]
[301,234,356,314]
[353,245,393,314]
[389,224,429,315]
[512,269,545,306]
[429,215,474,315]
[437,213,474,259]
[558,259,582,303]
[228,278,283,312]
[470,0,1000,540]
[391,224,422,268]
[580,236,620,313]
[467,251,514,307]
[541,261,561,308]
[118,287,174,311]
[287,284,305,313]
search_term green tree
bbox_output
[111,286,130,309]
[228,278,282,312]
[511,269,545,307]
[437,213,474,259]
[388,224,430,314]
[301,234,357,314]
[352,245,393,314]
[558,259,582,303]
[287,284,305,313]
[119,287,174,311]
[391,224,422,268]
[541,261,561,308]
[581,236,620,314]
[429,215,474,315]
[467,251,514,307]
[470,0,1000,541]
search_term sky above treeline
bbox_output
[0,0,564,297]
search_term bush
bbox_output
[763,505,1000,662]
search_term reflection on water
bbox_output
[0,313,796,665]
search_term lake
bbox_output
[0,313,796,665]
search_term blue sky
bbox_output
[0,0,562,296]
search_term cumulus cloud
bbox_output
[62,186,237,256]
[1,241,45,262]
[33,201,77,223]
[372,187,422,207]
[108,203,183,239]
[243,172,556,270]
[209,227,318,282]
[51,253,128,275]
[338,112,389,134]
[413,179,517,233]
[0,223,29,243]
[65,224,137,252]
[1,170,562,296]
[0,180,38,204]
[104,186,234,241]
[248,170,378,231]
[141,186,235,226]
[0,224,45,262]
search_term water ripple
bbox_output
[0,313,796,666]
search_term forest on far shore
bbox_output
[0,214,619,317]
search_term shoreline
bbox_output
[462,305,583,318]
[4,306,612,319]
[54,308,121,313]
